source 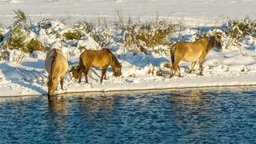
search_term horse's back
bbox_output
[45,49,56,73]
[45,49,68,75]
[80,49,112,68]
[172,40,207,62]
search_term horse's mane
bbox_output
[194,36,211,42]
[105,49,121,67]
[112,54,121,67]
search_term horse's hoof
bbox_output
[48,94,54,100]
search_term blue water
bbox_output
[0,87,256,144]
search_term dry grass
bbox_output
[123,20,176,53]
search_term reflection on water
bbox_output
[0,87,256,143]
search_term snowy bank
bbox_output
[0,0,256,97]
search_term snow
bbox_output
[0,0,256,97]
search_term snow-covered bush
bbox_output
[123,20,176,53]
[91,28,113,47]
[78,21,94,34]
[3,26,27,51]
[226,17,256,42]
[78,20,113,47]
[2,10,46,55]
[0,49,25,63]
[13,9,31,30]
[0,49,9,61]
[25,38,46,53]
[63,29,84,40]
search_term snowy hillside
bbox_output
[0,0,256,97]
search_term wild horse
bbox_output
[70,48,122,83]
[45,49,68,97]
[170,33,222,77]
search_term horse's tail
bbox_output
[45,49,58,74]
[77,54,84,73]
[170,44,176,65]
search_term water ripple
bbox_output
[0,87,256,143]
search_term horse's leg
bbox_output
[78,75,82,83]
[78,66,83,83]
[170,58,182,78]
[177,66,181,77]
[60,76,64,90]
[199,54,207,76]
[170,64,179,77]
[169,65,175,78]
[189,62,196,73]
[101,68,108,83]
[84,67,90,83]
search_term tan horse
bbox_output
[70,48,122,83]
[170,33,222,77]
[45,49,68,97]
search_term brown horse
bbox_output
[170,33,222,77]
[45,49,68,97]
[70,48,122,83]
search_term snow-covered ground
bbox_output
[0,0,256,97]
[1,0,256,26]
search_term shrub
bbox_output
[78,20,113,47]
[38,18,52,29]
[123,20,176,53]
[25,38,46,53]
[63,29,84,40]
[78,21,94,34]
[13,9,31,30]
[0,50,10,61]
[4,26,27,51]
[226,17,256,40]
[91,28,113,47]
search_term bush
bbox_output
[78,21,94,34]
[38,18,52,29]
[91,28,113,47]
[4,26,27,51]
[226,17,256,40]
[63,29,84,40]
[0,50,10,61]
[123,20,176,53]
[25,38,46,53]
[78,20,113,47]
[13,9,31,30]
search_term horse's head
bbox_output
[113,63,122,77]
[214,32,222,51]
[70,65,81,79]
[48,76,58,96]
